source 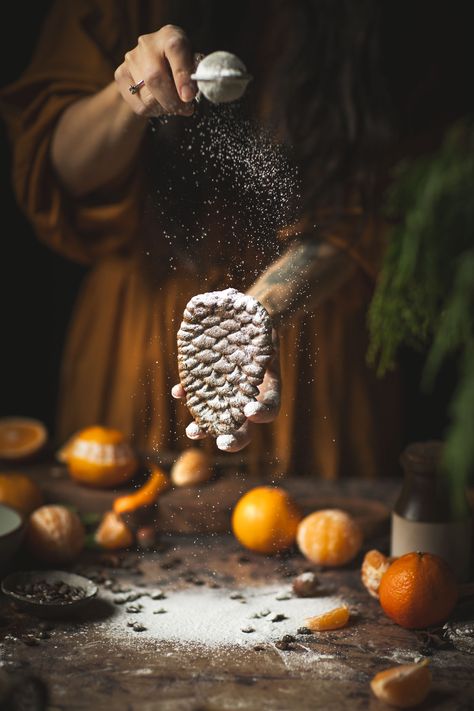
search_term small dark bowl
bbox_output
[1,570,98,619]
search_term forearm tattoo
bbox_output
[248,239,354,324]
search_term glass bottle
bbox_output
[391,440,473,581]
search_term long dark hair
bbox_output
[270,0,392,214]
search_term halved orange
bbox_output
[0,417,47,460]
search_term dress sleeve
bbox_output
[0,0,143,264]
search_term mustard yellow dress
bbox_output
[0,0,401,479]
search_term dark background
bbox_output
[1,2,86,433]
[0,1,462,451]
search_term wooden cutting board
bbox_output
[24,459,391,538]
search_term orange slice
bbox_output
[305,605,350,631]
[0,417,47,460]
[370,660,431,708]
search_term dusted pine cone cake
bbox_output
[177,288,274,436]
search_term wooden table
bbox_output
[1,473,474,710]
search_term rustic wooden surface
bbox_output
[23,462,391,537]
[1,477,474,710]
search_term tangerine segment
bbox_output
[305,605,350,631]
[370,660,431,708]
[231,486,302,555]
[379,552,458,629]
[0,472,43,516]
[113,466,169,515]
[0,418,47,459]
[361,549,393,599]
[95,511,134,550]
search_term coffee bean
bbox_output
[14,580,87,605]
[133,623,147,632]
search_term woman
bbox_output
[0,0,402,479]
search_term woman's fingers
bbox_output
[185,421,207,440]
[173,384,207,439]
[171,383,185,399]
[115,25,195,118]
[216,421,251,452]
[244,387,280,423]
[245,329,281,423]
[162,26,197,102]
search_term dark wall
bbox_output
[0,1,462,449]
[0,2,86,433]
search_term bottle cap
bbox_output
[400,440,444,474]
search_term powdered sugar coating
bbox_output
[177,288,273,436]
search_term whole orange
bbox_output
[297,509,363,566]
[0,472,43,516]
[379,552,458,629]
[231,486,302,554]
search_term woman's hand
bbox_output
[114,24,197,118]
[171,331,281,452]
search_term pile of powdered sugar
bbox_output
[99,583,344,649]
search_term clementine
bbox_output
[0,472,43,516]
[231,486,302,554]
[297,509,363,566]
[27,505,85,564]
[379,552,458,629]
[62,426,137,488]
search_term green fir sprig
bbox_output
[368,118,474,489]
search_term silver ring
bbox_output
[129,79,145,95]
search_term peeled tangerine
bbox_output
[297,509,363,566]
[27,505,85,564]
[371,660,432,708]
[60,426,137,488]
